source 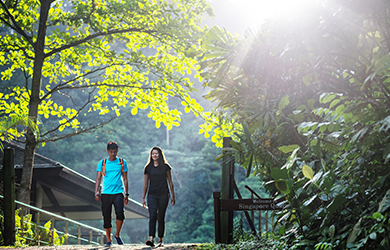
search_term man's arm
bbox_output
[123,172,129,205]
[95,171,102,201]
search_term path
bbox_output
[7,243,202,250]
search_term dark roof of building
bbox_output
[1,141,148,220]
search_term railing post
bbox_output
[258,211,262,236]
[36,212,40,245]
[89,230,92,244]
[251,193,254,223]
[51,217,55,245]
[101,233,104,244]
[3,147,15,246]
[65,221,68,245]
[213,190,221,244]
[21,210,24,239]
[78,225,81,245]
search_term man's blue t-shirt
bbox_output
[96,157,128,194]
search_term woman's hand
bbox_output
[171,196,175,205]
[142,198,147,208]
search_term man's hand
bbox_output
[125,194,129,205]
[95,193,99,201]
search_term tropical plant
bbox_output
[200,0,390,249]
[0,209,65,246]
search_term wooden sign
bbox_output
[220,198,282,211]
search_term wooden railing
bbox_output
[0,195,105,246]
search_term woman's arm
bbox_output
[142,174,149,208]
[167,170,175,205]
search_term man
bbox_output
[95,141,129,246]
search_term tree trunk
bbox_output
[17,0,51,205]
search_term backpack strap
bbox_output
[119,158,124,173]
[102,158,124,177]
[102,159,107,176]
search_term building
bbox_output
[0,141,148,221]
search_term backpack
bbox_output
[102,158,124,176]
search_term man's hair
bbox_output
[107,141,119,150]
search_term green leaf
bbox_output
[279,95,290,110]
[246,153,254,178]
[377,189,390,213]
[347,218,362,245]
[329,225,335,239]
[329,99,340,109]
[281,147,299,170]
[278,144,300,153]
[307,99,315,109]
[326,195,345,214]
[271,167,289,180]
[302,165,314,180]
[275,180,290,194]
[302,73,313,86]
[372,212,383,220]
[320,93,336,104]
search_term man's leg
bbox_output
[115,219,124,237]
[113,194,125,244]
[101,194,114,244]
[105,227,112,243]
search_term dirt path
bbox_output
[7,244,202,250]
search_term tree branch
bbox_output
[0,0,35,46]
[38,117,116,143]
[45,27,157,58]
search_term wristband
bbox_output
[125,193,129,196]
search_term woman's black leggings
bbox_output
[147,193,169,238]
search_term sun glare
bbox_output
[228,0,314,28]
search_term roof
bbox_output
[1,141,148,220]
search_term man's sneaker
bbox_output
[105,241,112,247]
[115,236,123,245]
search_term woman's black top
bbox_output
[144,163,171,196]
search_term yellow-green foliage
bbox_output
[1,209,66,246]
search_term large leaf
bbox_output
[271,167,289,180]
[278,144,300,153]
[302,165,314,180]
[326,195,345,214]
[347,217,362,245]
[281,147,299,170]
[377,189,390,213]
[275,180,290,194]
[278,95,290,110]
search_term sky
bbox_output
[205,0,312,35]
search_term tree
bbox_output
[0,0,212,205]
[200,0,390,248]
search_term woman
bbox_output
[142,146,175,247]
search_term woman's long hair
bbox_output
[144,146,168,168]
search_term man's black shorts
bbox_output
[101,193,125,228]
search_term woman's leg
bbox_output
[147,195,158,238]
[157,193,169,239]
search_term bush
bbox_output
[0,209,66,246]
